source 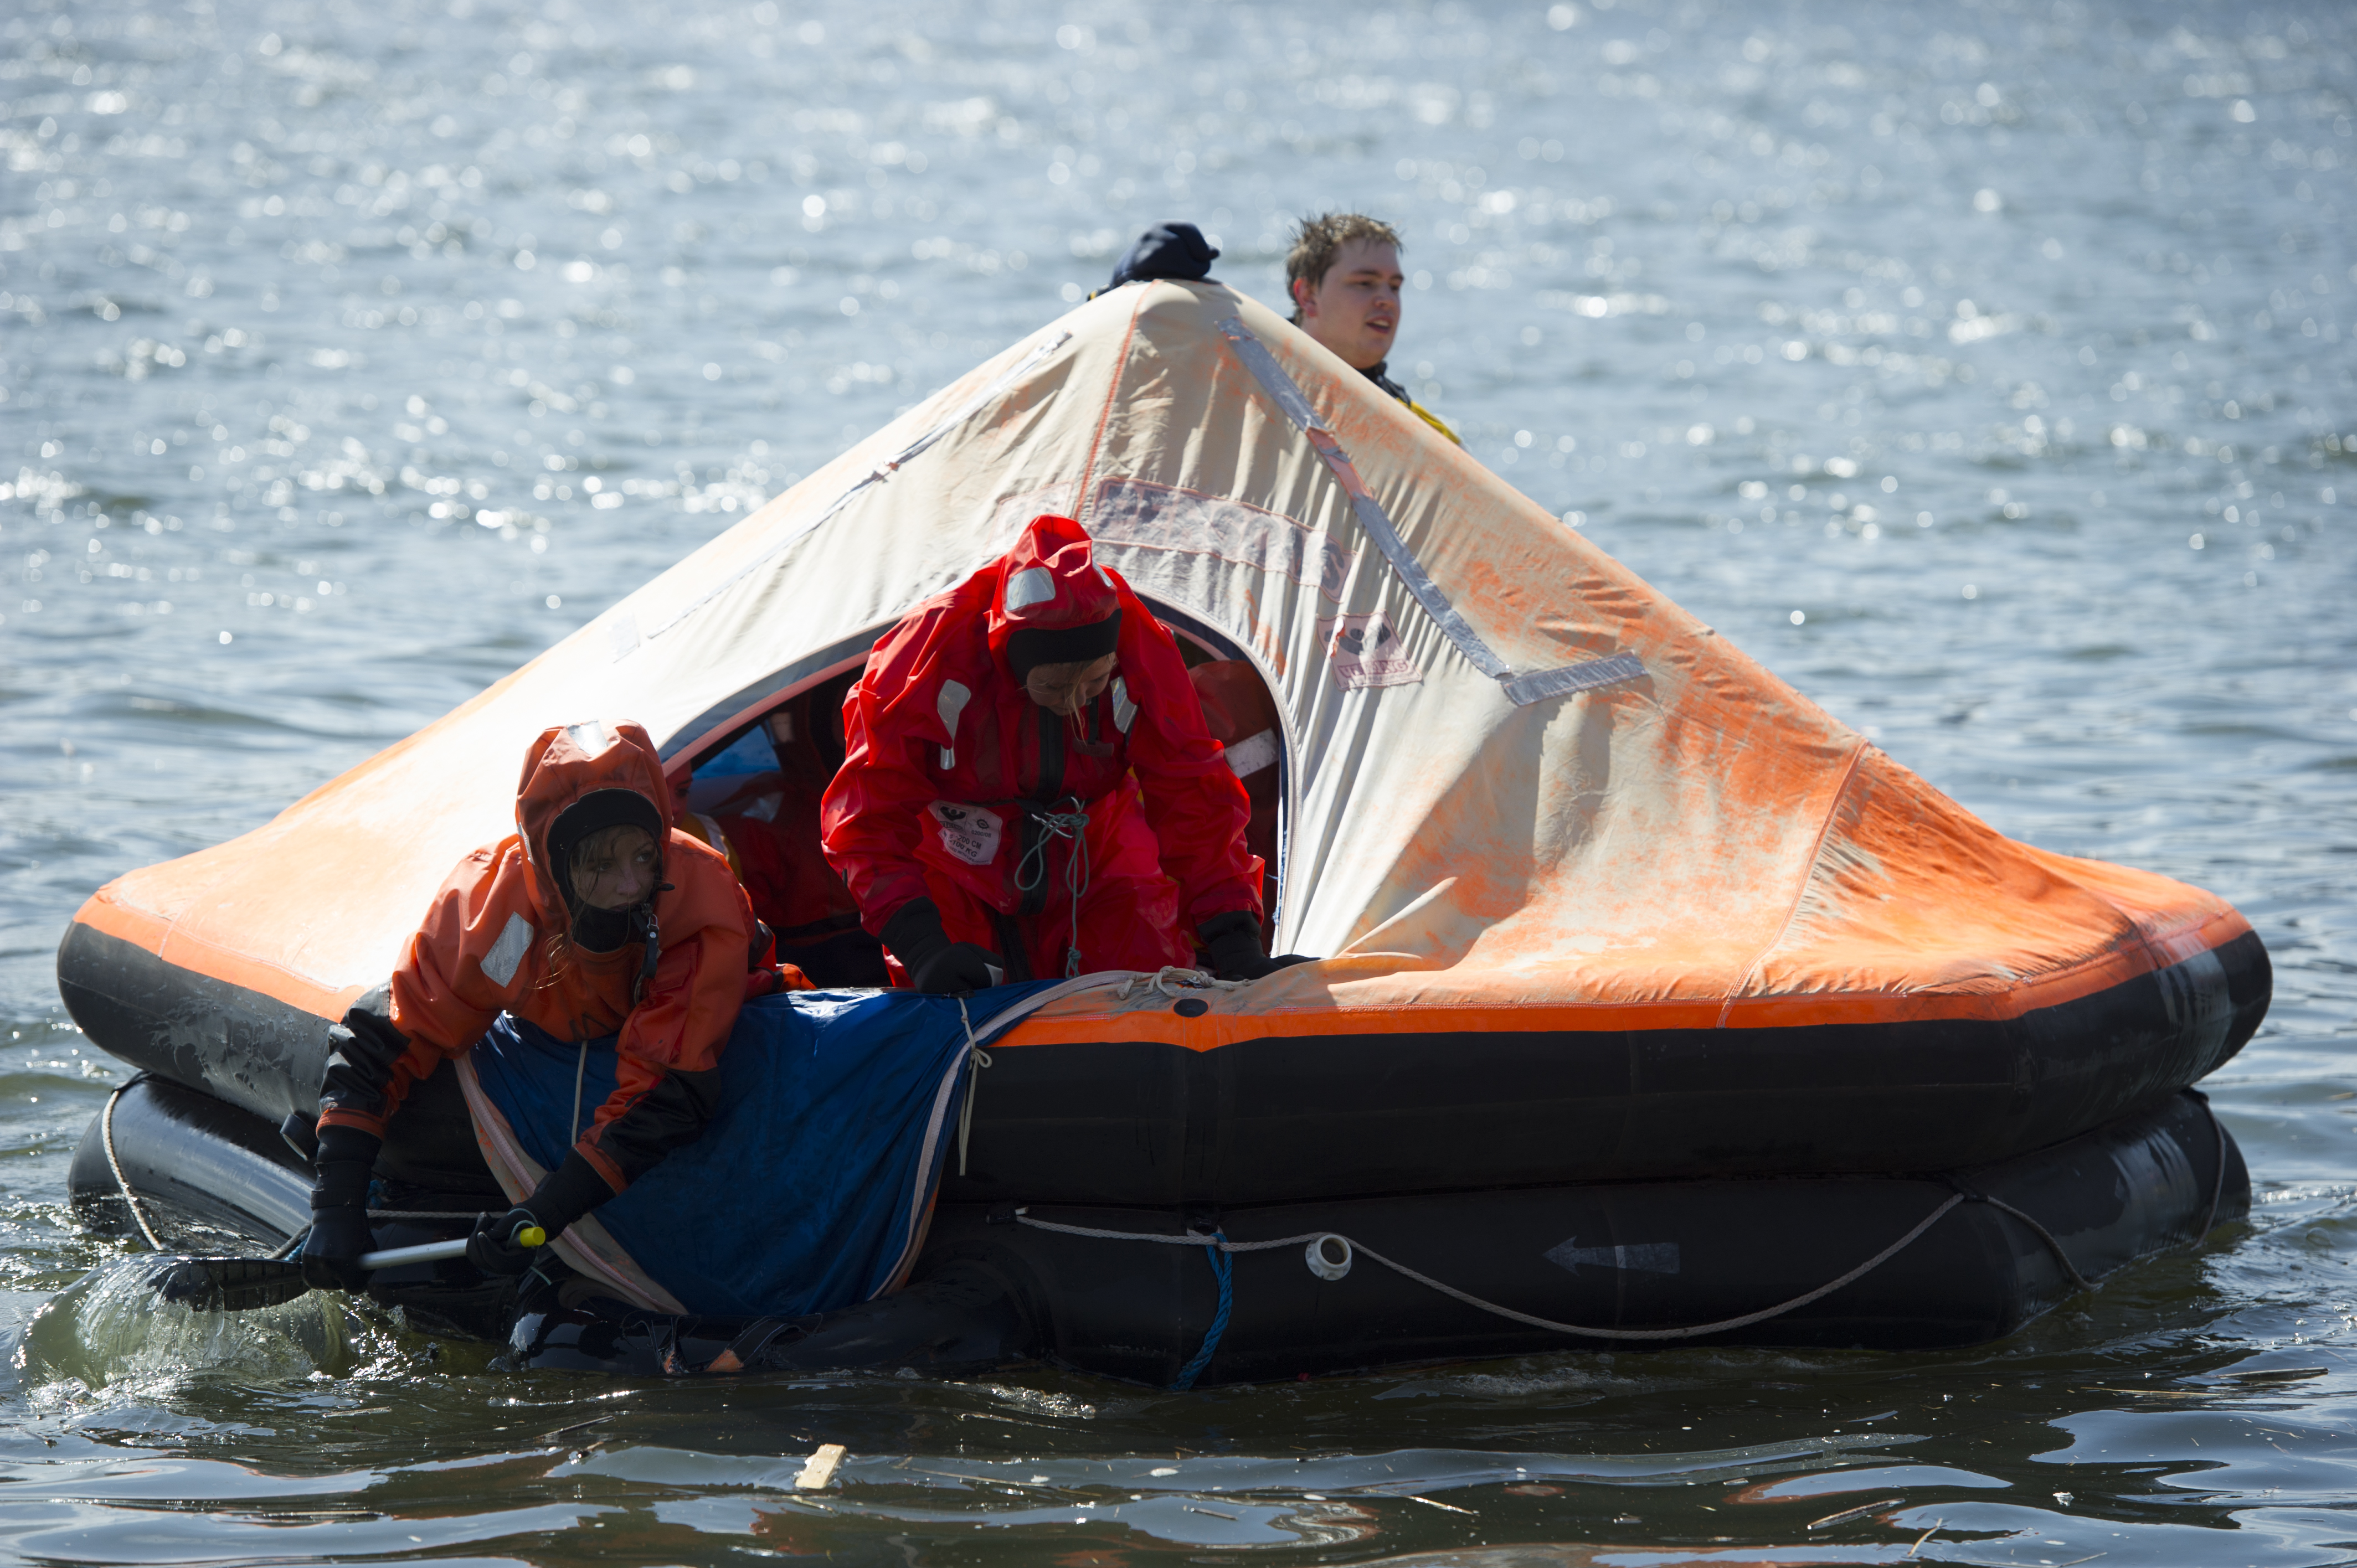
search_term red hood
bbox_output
[985,513,1124,672]
[512,720,676,920]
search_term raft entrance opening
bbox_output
[663,599,1291,978]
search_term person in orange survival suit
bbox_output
[820,513,1311,991]
[300,719,807,1291]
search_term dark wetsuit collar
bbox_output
[1362,359,1415,408]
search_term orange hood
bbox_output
[512,720,676,925]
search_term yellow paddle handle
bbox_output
[515,1224,547,1249]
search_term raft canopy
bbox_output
[73,281,2253,1046]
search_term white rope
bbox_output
[1113,966,1248,1002]
[1964,1190,2096,1294]
[955,996,992,1177]
[1013,802,1093,979]
[101,1082,165,1252]
[1013,1193,1968,1343]
[110,1074,481,1255]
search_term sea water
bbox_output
[3,1,2354,1562]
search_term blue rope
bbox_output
[1170,1232,1232,1391]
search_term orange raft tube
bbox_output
[60,282,2264,1353]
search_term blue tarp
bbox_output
[467,983,1056,1317]
[693,726,779,777]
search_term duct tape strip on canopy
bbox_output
[1213,316,1643,708]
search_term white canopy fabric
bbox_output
[87,282,2244,1039]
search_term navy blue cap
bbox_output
[1107,222,1219,289]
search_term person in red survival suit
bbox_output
[300,719,807,1291]
[821,513,1310,991]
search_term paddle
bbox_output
[143,1226,544,1312]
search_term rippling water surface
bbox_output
[4,0,2355,1562]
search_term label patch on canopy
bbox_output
[928,802,1004,866]
[1319,612,1423,691]
[1091,478,1349,603]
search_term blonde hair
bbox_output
[1285,212,1404,319]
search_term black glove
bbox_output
[1106,222,1219,290]
[1197,910,1318,983]
[300,1123,381,1292]
[882,898,1003,994]
[467,1148,615,1275]
[466,1207,545,1276]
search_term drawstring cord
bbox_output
[1013,798,1093,978]
[579,898,645,1147]
[629,890,667,1007]
[562,882,663,1152]
[570,1039,589,1147]
[549,895,660,1160]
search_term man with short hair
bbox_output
[1093,215,1459,445]
[1285,213,1459,445]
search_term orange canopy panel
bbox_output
[71,281,2252,1049]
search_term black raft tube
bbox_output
[72,1073,2243,1384]
[70,1071,1042,1366]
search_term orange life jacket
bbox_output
[318,720,805,1192]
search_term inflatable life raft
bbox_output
[61,280,2265,1381]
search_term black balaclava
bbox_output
[1005,609,1123,680]
[545,788,665,953]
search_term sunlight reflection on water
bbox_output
[2,0,2354,1563]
